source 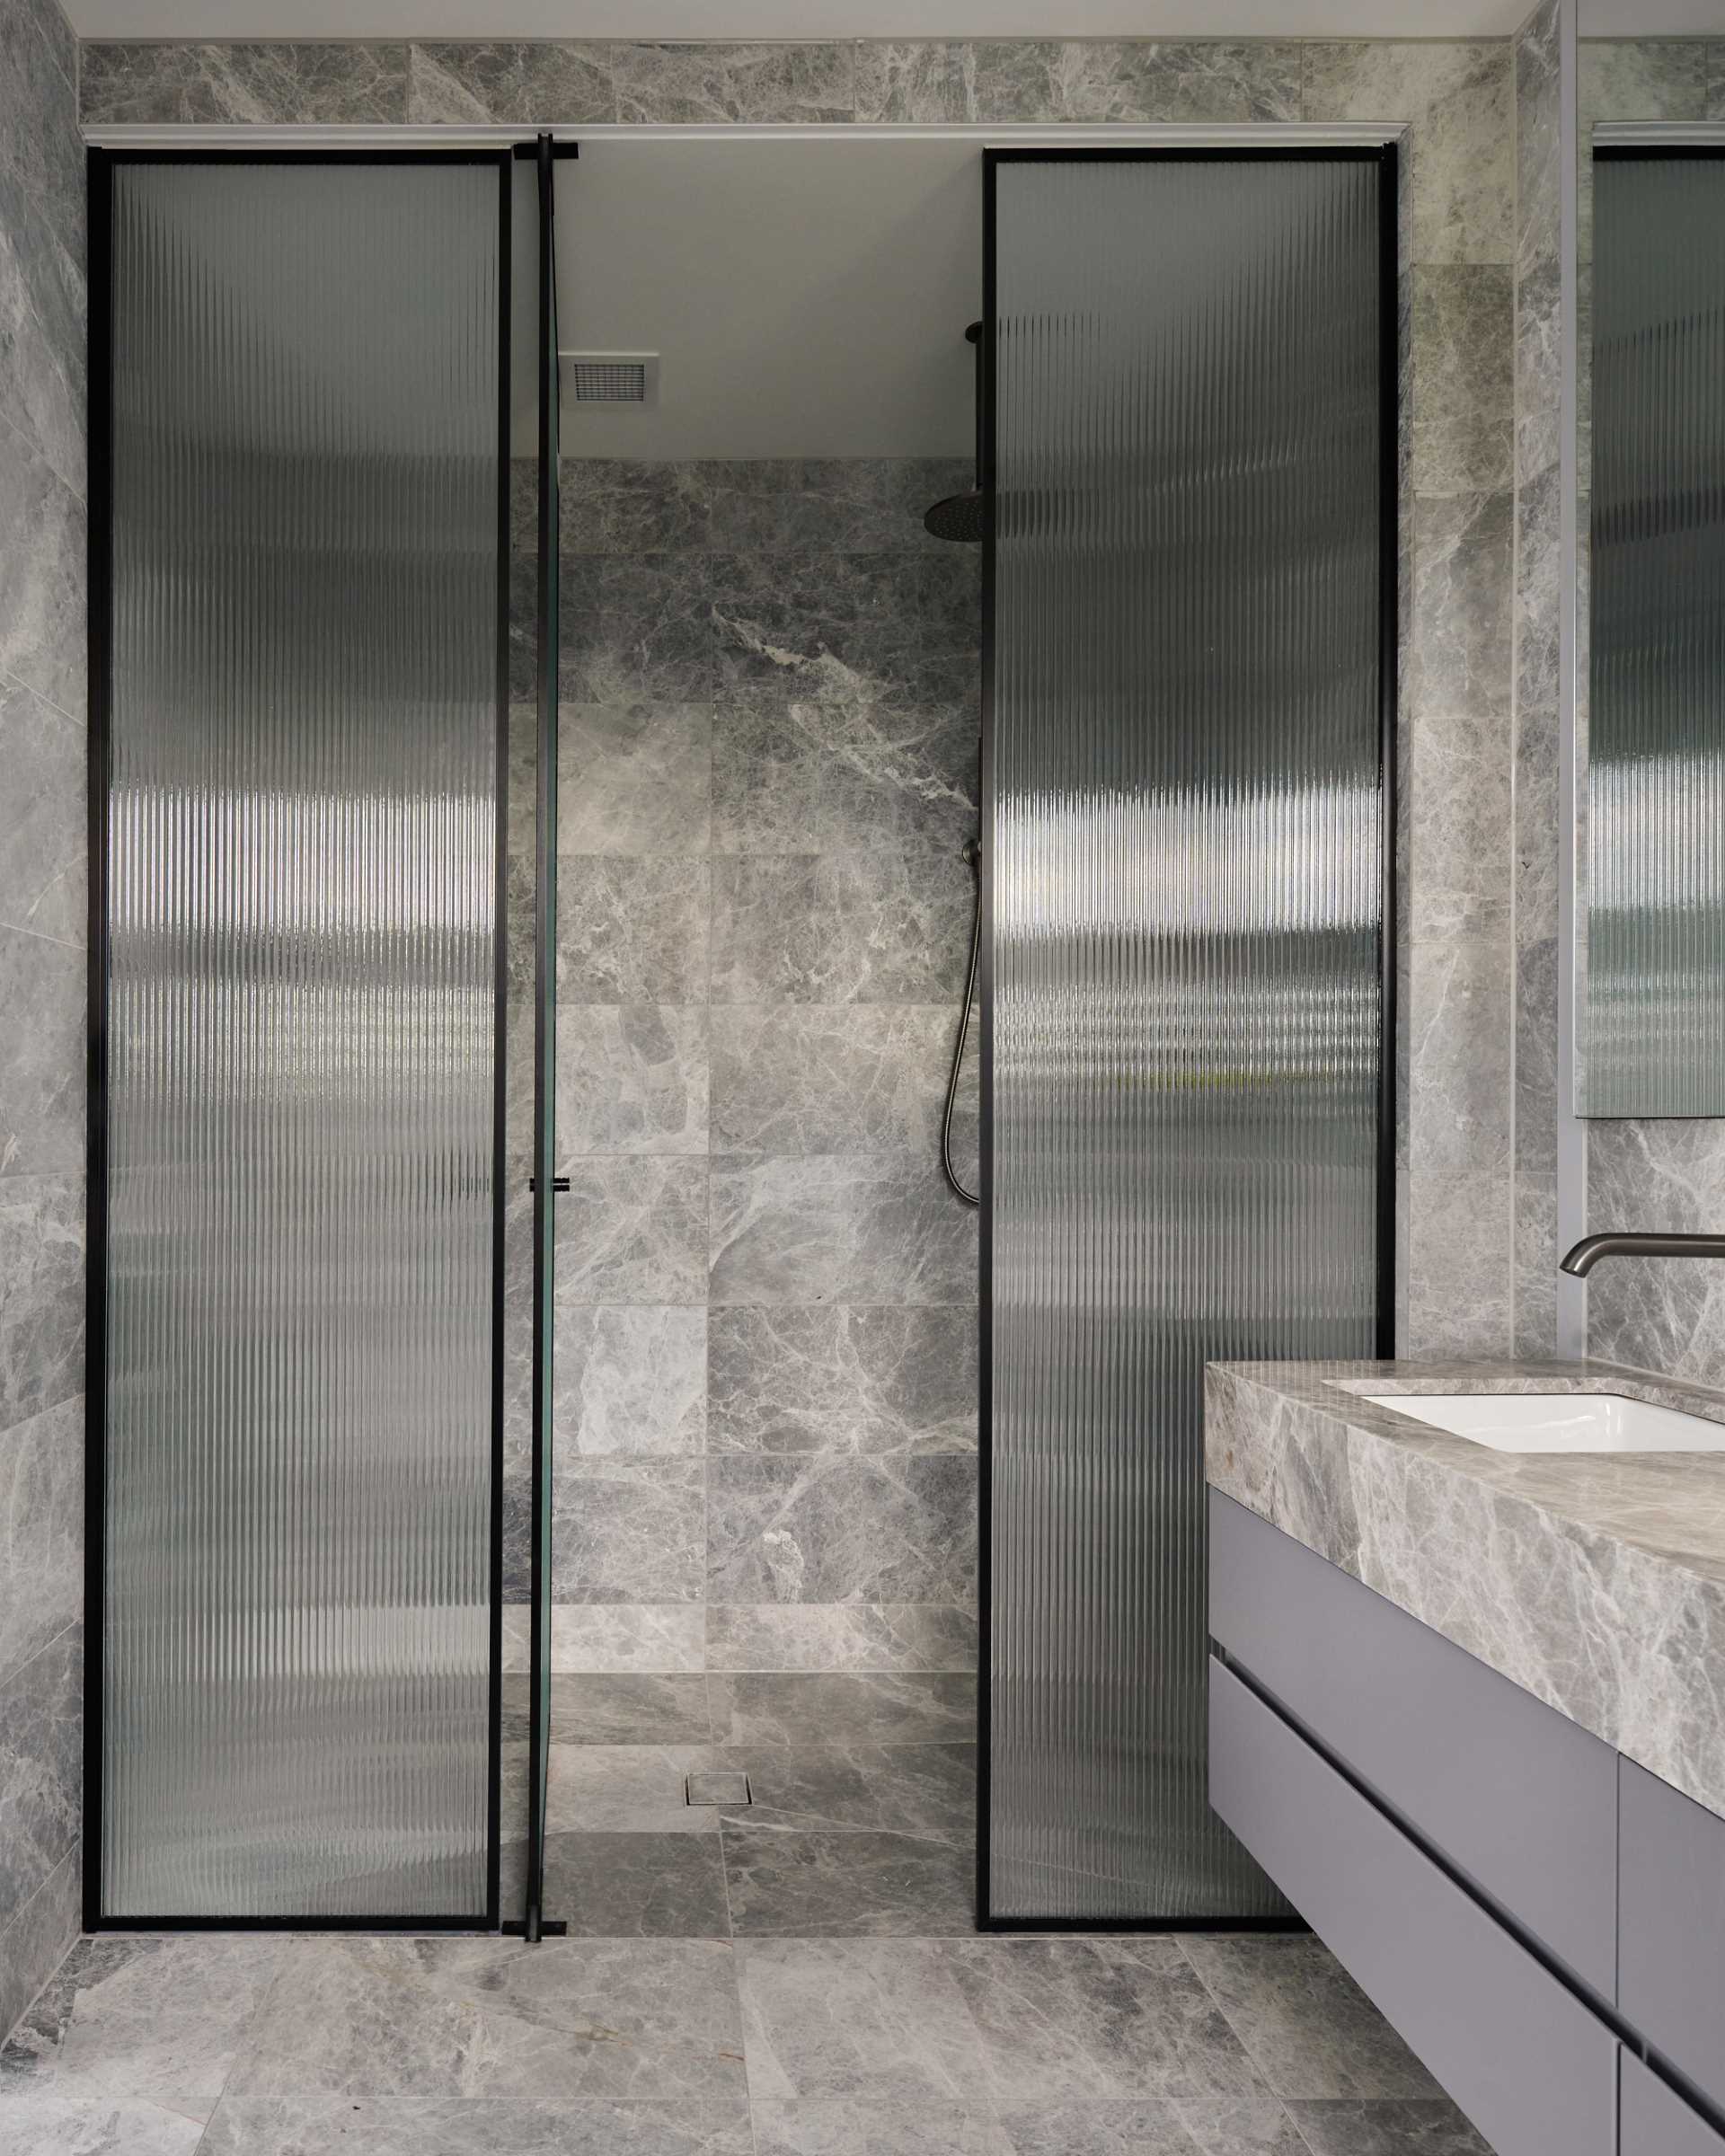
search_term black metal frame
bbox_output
[83,146,514,1934]
[975,142,1401,1932]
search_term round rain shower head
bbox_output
[924,490,990,544]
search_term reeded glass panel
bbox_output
[1582,153,1725,1115]
[103,161,503,1918]
[988,155,1385,1922]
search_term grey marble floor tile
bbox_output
[753,2097,1008,2154]
[228,1936,745,2102]
[737,1939,993,2098]
[0,1171,84,1433]
[552,1457,705,1603]
[705,1604,978,1676]
[706,1454,977,1606]
[1301,43,1513,266]
[0,679,84,950]
[1179,1939,1443,2104]
[1410,268,1513,495]
[406,42,615,125]
[202,2096,754,2156]
[503,1672,713,1745]
[942,1939,1265,2105]
[612,42,856,125]
[712,696,977,858]
[561,702,712,854]
[79,40,409,124]
[707,1306,978,1456]
[717,1741,974,1840]
[723,1824,975,1937]
[0,924,84,1172]
[0,172,85,504]
[710,846,971,1006]
[559,1305,707,1455]
[709,1673,976,1747]
[0,1623,79,1929]
[559,857,710,1004]
[554,1158,708,1305]
[562,555,713,704]
[990,2100,1205,2153]
[709,1006,952,1155]
[1283,2099,1494,2154]
[0,2099,203,2154]
[0,1937,283,2122]
[536,1604,709,1675]
[540,1830,733,1937]
[545,1744,725,1833]
[0,419,84,721]
[708,1153,978,1308]
[0,1395,81,1678]
[558,1005,709,1156]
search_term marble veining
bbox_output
[1208,1356,1725,1820]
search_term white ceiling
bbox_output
[526,137,980,461]
[63,3,1725,40]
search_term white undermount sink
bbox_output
[1358,1391,1725,1454]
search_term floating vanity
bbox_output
[1205,1358,1725,2156]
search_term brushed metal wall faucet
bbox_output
[1559,1233,1725,1277]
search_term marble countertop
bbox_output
[1205,1356,1725,1822]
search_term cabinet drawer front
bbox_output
[1620,1756,1725,2115]
[1208,1489,1617,1995]
[1621,2054,1725,2156]
[1209,1657,1617,2156]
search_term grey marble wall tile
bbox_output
[710,846,970,1006]
[559,1306,706,1456]
[0,0,78,246]
[1712,49,1725,120]
[1411,268,1514,494]
[710,1672,974,1747]
[553,1458,705,1604]
[1515,2,1561,276]
[612,44,856,125]
[406,42,614,124]
[1406,492,1514,720]
[1404,1169,1513,1356]
[1579,40,1712,128]
[710,1006,953,1157]
[514,1602,707,1675]
[0,420,84,721]
[712,696,977,858]
[0,1172,82,1436]
[1513,1171,1559,1361]
[779,462,976,556]
[1513,935,1559,1176]
[562,462,712,556]
[0,1622,77,1931]
[0,1847,76,2070]
[0,681,83,950]
[556,1159,708,1306]
[1515,254,1562,490]
[970,40,1301,123]
[1585,1120,1725,1389]
[708,1455,976,1606]
[705,1604,978,1674]
[854,43,978,124]
[504,1671,712,1745]
[558,1005,709,1157]
[1408,711,1511,941]
[710,551,978,703]
[0,1395,80,1683]
[0,172,84,503]
[562,704,712,856]
[1180,1937,1441,2103]
[708,1306,977,1456]
[1408,936,1512,1173]
[559,857,709,1004]
[562,556,713,704]
[1302,43,1514,266]
[80,42,410,126]
[709,1153,977,1309]
[0,927,82,1175]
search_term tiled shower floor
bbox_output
[0,1674,1497,2154]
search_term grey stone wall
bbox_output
[0,0,84,2046]
[1578,39,1725,1386]
[506,460,983,1675]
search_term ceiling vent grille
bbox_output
[561,352,659,406]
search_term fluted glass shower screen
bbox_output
[983,151,1393,1923]
[93,155,509,1922]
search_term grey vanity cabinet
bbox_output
[1620,1756,1725,2116]
[1621,2055,1725,2156]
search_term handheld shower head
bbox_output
[924,321,990,545]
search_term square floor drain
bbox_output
[686,1770,751,1807]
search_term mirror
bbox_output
[1576,55,1725,1116]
